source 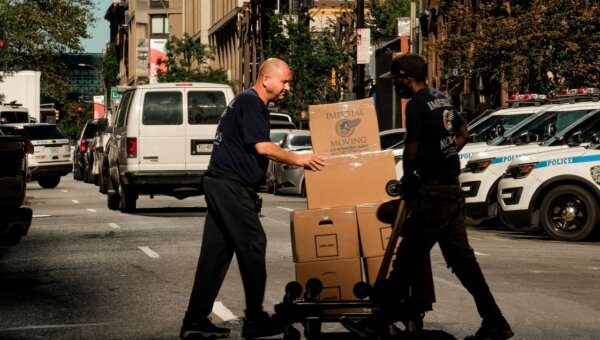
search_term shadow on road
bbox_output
[127,206,207,218]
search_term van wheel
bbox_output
[119,185,137,212]
[99,172,107,194]
[106,178,120,210]
[540,185,599,241]
[73,165,83,180]
[38,176,60,189]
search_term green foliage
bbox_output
[368,0,410,40]
[102,42,120,90]
[435,1,600,94]
[265,11,353,116]
[156,34,231,86]
[57,101,91,140]
[0,0,96,101]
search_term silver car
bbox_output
[265,129,311,196]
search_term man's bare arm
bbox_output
[255,141,325,171]
[456,123,469,152]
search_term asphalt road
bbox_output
[1,176,599,340]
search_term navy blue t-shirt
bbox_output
[208,88,271,188]
[404,88,465,180]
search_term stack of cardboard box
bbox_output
[290,98,400,303]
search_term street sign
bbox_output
[356,28,371,65]
[111,88,126,100]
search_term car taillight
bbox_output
[127,137,137,158]
[80,138,86,152]
[91,144,96,151]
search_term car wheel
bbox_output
[99,171,107,194]
[119,185,137,212]
[73,165,83,180]
[37,176,60,189]
[540,185,599,241]
[93,174,99,186]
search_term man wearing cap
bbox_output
[343,53,513,340]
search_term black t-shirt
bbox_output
[208,88,271,188]
[404,88,465,180]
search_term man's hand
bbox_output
[296,153,325,171]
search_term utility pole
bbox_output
[356,0,365,99]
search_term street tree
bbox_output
[368,0,410,41]
[0,0,96,102]
[265,10,353,117]
[156,33,231,86]
[102,42,120,92]
[434,1,600,95]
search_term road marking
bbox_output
[138,246,160,259]
[108,223,121,229]
[261,216,288,226]
[32,214,52,218]
[433,276,462,289]
[0,323,109,331]
[72,200,80,204]
[86,208,97,212]
[531,270,550,274]
[212,302,238,321]
[61,190,68,193]
[474,251,489,256]
[276,206,294,212]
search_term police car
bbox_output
[497,139,600,241]
[392,98,554,179]
[0,123,71,188]
[460,89,600,221]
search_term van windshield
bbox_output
[23,125,67,140]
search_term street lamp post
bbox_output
[78,63,106,119]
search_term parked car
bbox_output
[106,82,235,212]
[379,128,406,149]
[0,133,32,245]
[265,129,312,196]
[92,116,112,193]
[73,118,100,183]
[0,101,30,124]
[0,123,71,188]
[270,112,296,129]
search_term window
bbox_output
[142,92,182,125]
[188,91,227,124]
[23,125,67,140]
[116,91,134,128]
[150,0,169,9]
[151,15,169,35]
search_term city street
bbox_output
[1,176,599,340]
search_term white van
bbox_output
[106,83,235,212]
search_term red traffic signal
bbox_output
[77,104,83,114]
[0,40,4,48]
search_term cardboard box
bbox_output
[356,202,402,258]
[364,256,437,307]
[309,98,381,155]
[305,150,397,209]
[294,258,363,302]
[291,207,360,263]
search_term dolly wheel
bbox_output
[304,278,323,301]
[285,281,303,302]
[386,179,402,197]
[353,281,371,300]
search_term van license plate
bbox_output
[194,143,213,154]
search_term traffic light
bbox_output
[54,108,60,121]
[0,40,4,48]
[77,104,83,115]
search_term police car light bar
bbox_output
[552,87,600,104]
[507,93,549,107]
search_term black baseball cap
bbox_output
[379,53,427,79]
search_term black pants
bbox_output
[386,182,503,322]
[185,175,266,320]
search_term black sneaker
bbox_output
[241,311,284,339]
[180,317,230,339]
[464,318,514,340]
[340,316,391,340]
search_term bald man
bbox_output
[180,58,325,339]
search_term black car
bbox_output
[73,119,100,183]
